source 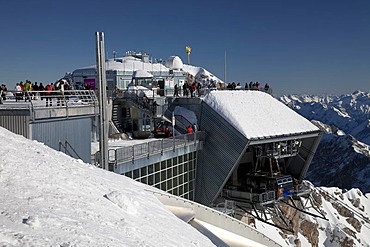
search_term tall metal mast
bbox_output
[224,51,227,84]
[96,32,109,170]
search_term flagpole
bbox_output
[186,46,191,65]
[224,51,227,83]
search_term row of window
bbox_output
[123,153,197,200]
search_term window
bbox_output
[167,180,172,190]
[173,177,178,187]
[167,168,172,178]
[184,162,188,172]
[133,169,139,179]
[173,166,178,176]
[141,177,148,184]
[155,163,160,172]
[155,172,160,183]
[161,161,166,170]
[173,187,178,196]
[161,170,166,181]
[148,164,154,174]
[141,167,147,176]
[179,164,184,174]
[161,182,166,191]
[179,155,183,163]
[179,185,184,196]
[148,175,154,185]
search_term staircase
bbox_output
[125,97,154,116]
[112,103,124,132]
[123,107,133,132]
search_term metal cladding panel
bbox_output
[31,117,92,163]
[195,103,249,206]
[0,115,30,138]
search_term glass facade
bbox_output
[123,152,197,200]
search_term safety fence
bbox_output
[102,131,205,165]
[0,90,97,108]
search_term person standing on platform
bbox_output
[15,83,22,102]
[45,83,54,107]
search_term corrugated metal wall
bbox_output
[196,102,249,206]
[0,115,30,138]
[31,117,92,163]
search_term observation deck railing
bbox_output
[1,90,97,108]
[108,86,273,100]
[0,90,98,121]
[106,131,205,166]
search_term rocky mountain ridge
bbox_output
[279,91,370,193]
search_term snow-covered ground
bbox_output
[0,127,215,247]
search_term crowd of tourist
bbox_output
[0,79,91,106]
[225,81,271,92]
[1,78,272,105]
[169,80,272,98]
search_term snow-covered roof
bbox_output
[76,56,169,73]
[73,54,225,85]
[182,64,224,84]
[165,56,184,70]
[132,70,153,78]
[203,90,319,140]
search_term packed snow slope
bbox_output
[0,127,215,247]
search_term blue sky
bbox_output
[1,0,369,95]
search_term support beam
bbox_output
[96,32,109,170]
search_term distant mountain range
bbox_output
[279,91,370,193]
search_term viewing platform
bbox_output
[0,90,97,120]
[0,90,98,163]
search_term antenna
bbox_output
[224,51,227,84]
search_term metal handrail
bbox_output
[2,90,97,107]
[110,86,274,101]
[109,131,204,164]
[58,139,82,160]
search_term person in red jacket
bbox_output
[45,83,54,107]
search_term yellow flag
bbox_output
[186,46,191,55]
